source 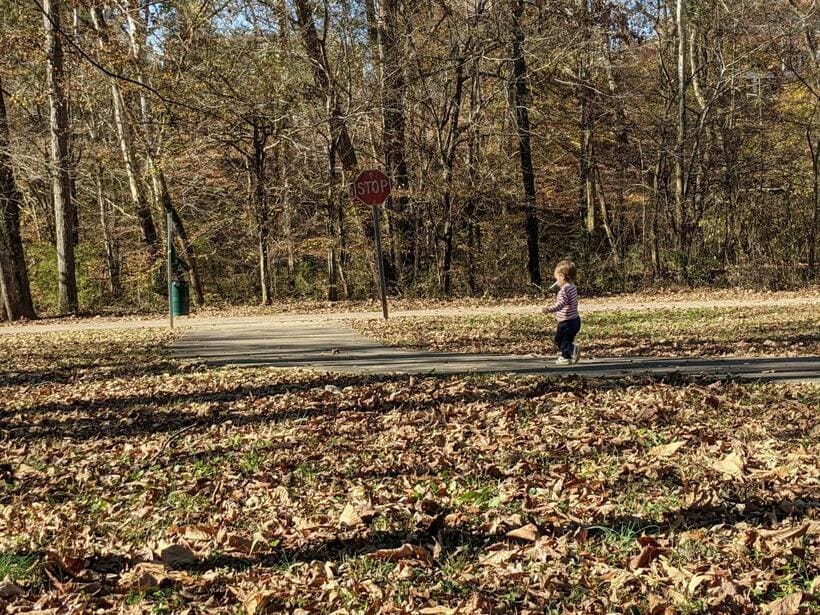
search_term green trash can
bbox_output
[172,280,190,317]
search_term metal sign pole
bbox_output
[372,204,389,320]
[352,169,391,321]
[167,212,174,330]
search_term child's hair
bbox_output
[555,260,577,283]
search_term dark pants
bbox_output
[554,316,581,359]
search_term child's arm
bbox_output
[542,288,568,314]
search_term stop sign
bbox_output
[352,169,391,205]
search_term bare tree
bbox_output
[90,6,159,262]
[511,0,541,287]
[124,0,205,305]
[43,0,77,313]
[0,75,36,320]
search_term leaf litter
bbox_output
[0,329,818,613]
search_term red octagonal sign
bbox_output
[352,169,391,205]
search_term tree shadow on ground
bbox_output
[0,360,202,388]
[1,372,608,443]
[4,369,813,445]
[60,493,816,579]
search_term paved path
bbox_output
[172,321,820,383]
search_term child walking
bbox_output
[542,260,581,365]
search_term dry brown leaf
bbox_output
[649,440,687,457]
[713,452,745,478]
[767,592,803,615]
[182,526,215,542]
[339,502,363,527]
[158,543,198,568]
[368,544,431,564]
[271,485,291,504]
[226,533,254,553]
[0,580,24,599]
[244,590,280,615]
[630,537,661,571]
[390,561,416,580]
[686,574,710,596]
[506,523,539,542]
[44,551,84,577]
[119,562,167,593]
[758,524,809,542]
[480,549,517,565]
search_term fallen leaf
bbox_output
[0,580,24,599]
[339,502,363,527]
[44,551,85,577]
[182,526,215,542]
[506,523,539,542]
[368,543,431,564]
[480,549,517,565]
[630,537,661,570]
[244,590,280,615]
[226,533,254,554]
[767,592,803,615]
[687,574,710,596]
[119,562,167,593]
[650,440,687,457]
[158,543,197,568]
[758,524,809,542]
[713,452,745,478]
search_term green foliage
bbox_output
[0,553,37,583]
[26,241,121,313]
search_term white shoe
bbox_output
[571,344,580,363]
[556,356,571,365]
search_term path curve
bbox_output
[171,321,820,383]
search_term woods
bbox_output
[0,0,818,318]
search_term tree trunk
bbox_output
[577,0,595,235]
[376,0,414,287]
[438,43,467,296]
[327,142,339,301]
[43,0,77,314]
[0,76,36,320]
[809,131,819,277]
[251,123,273,305]
[294,0,369,296]
[90,8,159,260]
[294,0,358,175]
[466,59,482,296]
[124,1,204,304]
[511,0,541,287]
[594,167,620,264]
[442,206,454,296]
[674,0,689,276]
[96,165,121,297]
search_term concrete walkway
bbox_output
[172,321,820,383]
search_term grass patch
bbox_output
[352,304,820,357]
[0,553,37,583]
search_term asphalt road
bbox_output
[171,321,820,383]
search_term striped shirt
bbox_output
[545,283,579,322]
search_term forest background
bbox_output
[1,0,818,320]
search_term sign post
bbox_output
[352,169,391,320]
[167,212,174,330]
